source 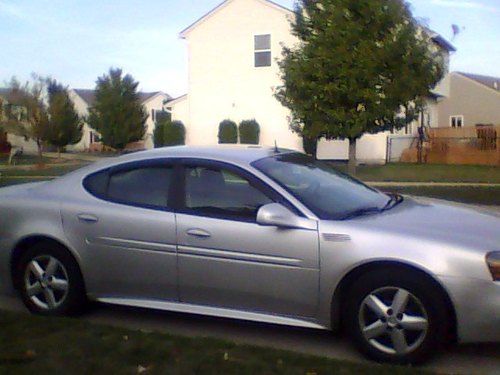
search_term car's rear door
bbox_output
[61,159,179,301]
[175,159,320,318]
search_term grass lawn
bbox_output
[335,163,500,183]
[0,310,431,375]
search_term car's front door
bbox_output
[62,159,178,301]
[175,160,319,318]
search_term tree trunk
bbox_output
[347,138,357,176]
[36,139,43,165]
[58,147,61,160]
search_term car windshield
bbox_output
[252,153,393,220]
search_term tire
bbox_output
[344,268,449,365]
[16,241,87,316]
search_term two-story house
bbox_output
[69,89,172,151]
[169,0,455,163]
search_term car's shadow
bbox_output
[85,302,500,373]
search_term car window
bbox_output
[253,153,389,220]
[83,169,109,198]
[107,166,173,209]
[184,165,273,220]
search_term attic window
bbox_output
[254,34,271,67]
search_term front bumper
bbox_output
[439,275,500,343]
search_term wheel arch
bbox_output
[10,235,85,292]
[330,260,457,343]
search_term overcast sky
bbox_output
[1,0,499,97]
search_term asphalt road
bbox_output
[1,295,498,375]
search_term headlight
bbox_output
[486,252,500,281]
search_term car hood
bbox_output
[342,197,500,253]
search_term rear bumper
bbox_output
[439,275,500,343]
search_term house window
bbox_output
[254,34,271,67]
[450,115,464,128]
[151,109,155,122]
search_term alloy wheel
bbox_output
[24,255,69,310]
[358,287,429,355]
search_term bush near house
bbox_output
[154,119,186,148]
[238,120,260,144]
[218,120,238,144]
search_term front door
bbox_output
[62,160,178,301]
[176,160,319,318]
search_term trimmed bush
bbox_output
[154,119,186,148]
[218,119,238,144]
[239,119,260,144]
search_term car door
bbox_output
[176,159,320,319]
[61,159,179,301]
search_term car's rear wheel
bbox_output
[345,269,449,365]
[17,242,86,316]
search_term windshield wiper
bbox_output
[382,193,404,211]
[338,206,384,220]
[338,194,404,220]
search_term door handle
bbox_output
[186,229,211,238]
[77,214,99,223]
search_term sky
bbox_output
[0,0,499,97]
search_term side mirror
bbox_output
[256,203,317,230]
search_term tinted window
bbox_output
[253,154,390,220]
[185,166,272,220]
[108,166,173,209]
[83,170,109,198]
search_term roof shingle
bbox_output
[457,72,500,92]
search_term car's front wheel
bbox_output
[17,242,86,316]
[345,269,449,364]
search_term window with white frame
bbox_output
[254,34,271,67]
[450,115,464,128]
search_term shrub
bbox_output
[218,119,238,144]
[154,119,185,148]
[239,119,260,144]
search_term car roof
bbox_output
[109,145,296,166]
[55,145,298,184]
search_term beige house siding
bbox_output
[437,73,500,127]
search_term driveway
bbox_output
[0,295,498,375]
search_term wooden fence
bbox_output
[400,125,499,166]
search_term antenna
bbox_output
[274,140,279,153]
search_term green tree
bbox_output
[0,76,50,163]
[46,80,83,157]
[218,119,238,144]
[87,68,147,150]
[276,0,444,174]
[153,118,186,148]
[239,119,260,144]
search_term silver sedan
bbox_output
[0,146,498,364]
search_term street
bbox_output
[0,295,498,375]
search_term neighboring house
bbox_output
[169,0,456,163]
[437,72,500,128]
[0,88,40,154]
[69,89,172,151]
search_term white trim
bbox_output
[450,115,464,128]
[141,91,171,106]
[166,94,188,107]
[179,0,292,38]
